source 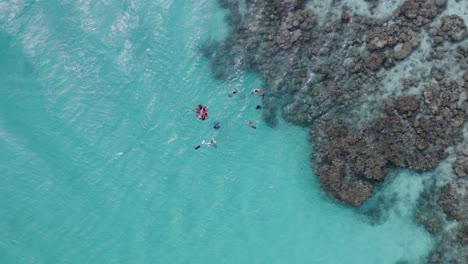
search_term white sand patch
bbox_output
[306,0,339,25]
[306,0,405,26]
[371,0,406,18]
[430,155,457,186]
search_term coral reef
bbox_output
[414,176,468,263]
[204,0,468,262]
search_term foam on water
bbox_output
[0,1,436,263]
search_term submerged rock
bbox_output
[401,1,419,19]
[454,157,468,178]
[440,15,467,42]
[396,94,420,114]
[437,182,467,221]
[434,0,447,7]
[365,52,386,71]
[393,42,413,60]
[366,29,388,50]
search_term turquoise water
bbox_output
[0,1,434,263]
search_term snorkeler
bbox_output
[213,121,221,130]
[207,139,217,147]
[195,140,205,150]
[251,88,265,99]
[228,89,238,97]
[198,106,208,120]
[246,120,257,129]
[251,88,262,95]
[195,104,203,115]
[200,139,217,148]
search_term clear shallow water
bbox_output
[0,1,433,263]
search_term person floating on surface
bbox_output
[191,104,208,120]
[195,139,206,150]
[198,105,208,120]
[246,120,257,129]
[228,89,238,97]
[200,139,217,148]
[207,139,217,147]
[251,88,262,95]
[251,88,265,99]
[195,104,203,115]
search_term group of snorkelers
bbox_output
[195,104,208,120]
[193,88,265,150]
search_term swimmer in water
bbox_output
[228,89,238,97]
[251,88,265,99]
[195,104,203,115]
[201,139,217,148]
[213,121,221,130]
[251,88,262,95]
[196,140,207,150]
[198,106,208,120]
[208,139,217,147]
[246,120,257,129]
[255,105,261,110]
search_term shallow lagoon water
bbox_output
[1,1,434,263]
